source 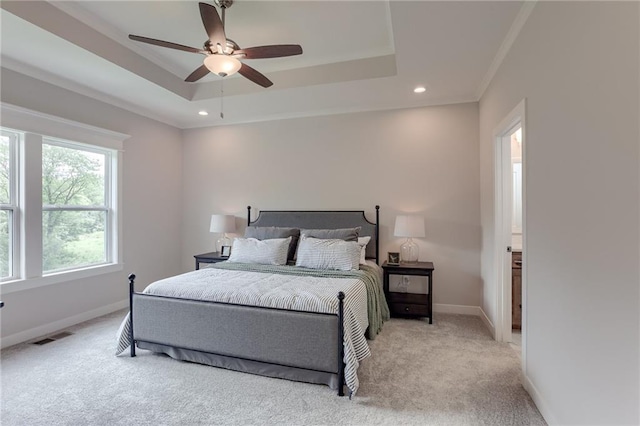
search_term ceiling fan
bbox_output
[128,0,303,88]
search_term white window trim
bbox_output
[0,263,124,295]
[41,139,114,274]
[22,132,43,281]
[0,129,20,280]
[1,103,127,150]
[0,102,129,293]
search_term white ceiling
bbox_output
[0,1,526,129]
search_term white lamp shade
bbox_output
[394,215,425,238]
[204,54,242,77]
[209,214,236,233]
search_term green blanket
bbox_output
[211,262,390,339]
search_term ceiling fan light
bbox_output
[204,54,241,77]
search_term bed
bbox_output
[116,206,389,397]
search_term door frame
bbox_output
[493,99,527,358]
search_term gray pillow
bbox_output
[300,227,361,241]
[228,237,291,266]
[244,226,300,261]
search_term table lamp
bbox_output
[210,214,236,253]
[394,215,425,263]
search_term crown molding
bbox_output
[184,95,478,129]
[475,1,538,100]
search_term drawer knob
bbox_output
[404,307,410,312]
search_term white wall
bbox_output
[181,103,482,310]
[0,68,183,343]
[479,2,639,424]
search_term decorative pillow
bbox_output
[228,237,291,265]
[244,226,300,261]
[300,227,360,241]
[295,236,361,271]
[357,236,371,265]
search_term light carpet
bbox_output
[1,310,545,425]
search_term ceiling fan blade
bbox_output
[128,35,203,54]
[185,64,210,82]
[235,45,303,59]
[199,2,226,49]
[238,63,273,88]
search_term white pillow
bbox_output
[357,236,371,265]
[295,237,361,271]
[228,237,291,265]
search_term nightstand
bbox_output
[194,252,228,270]
[382,261,435,324]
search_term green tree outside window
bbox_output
[42,143,108,272]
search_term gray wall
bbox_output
[0,68,184,340]
[0,74,483,339]
[181,103,482,309]
[479,2,639,424]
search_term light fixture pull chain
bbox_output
[220,78,224,119]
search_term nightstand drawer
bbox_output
[390,302,429,317]
[388,292,428,305]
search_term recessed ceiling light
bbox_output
[414,86,426,94]
[198,111,209,116]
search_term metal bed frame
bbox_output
[128,206,379,397]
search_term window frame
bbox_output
[0,129,20,281]
[0,102,128,295]
[41,138,115,274]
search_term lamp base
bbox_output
[216,234,232,253]
[400,238,419,263]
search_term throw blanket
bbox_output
[116,263,389,396]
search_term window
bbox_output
[0,130,18,280]
[0,103,125,292]
[42,140,113,273]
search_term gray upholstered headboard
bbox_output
[247,206,380,264]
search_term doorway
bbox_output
[509,126,523,352]
[493,100,526,356]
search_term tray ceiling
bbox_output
[0,1,526,128]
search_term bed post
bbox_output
[337,291,345,397]
[128,273,136,358]
[247,205,252,226]
[375,205,380,265]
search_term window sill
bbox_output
[0,263,124,295]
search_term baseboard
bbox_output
[433,303,481,316]
[523,374,558,425]
[478,306,496,338]
[1,299,128,349]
